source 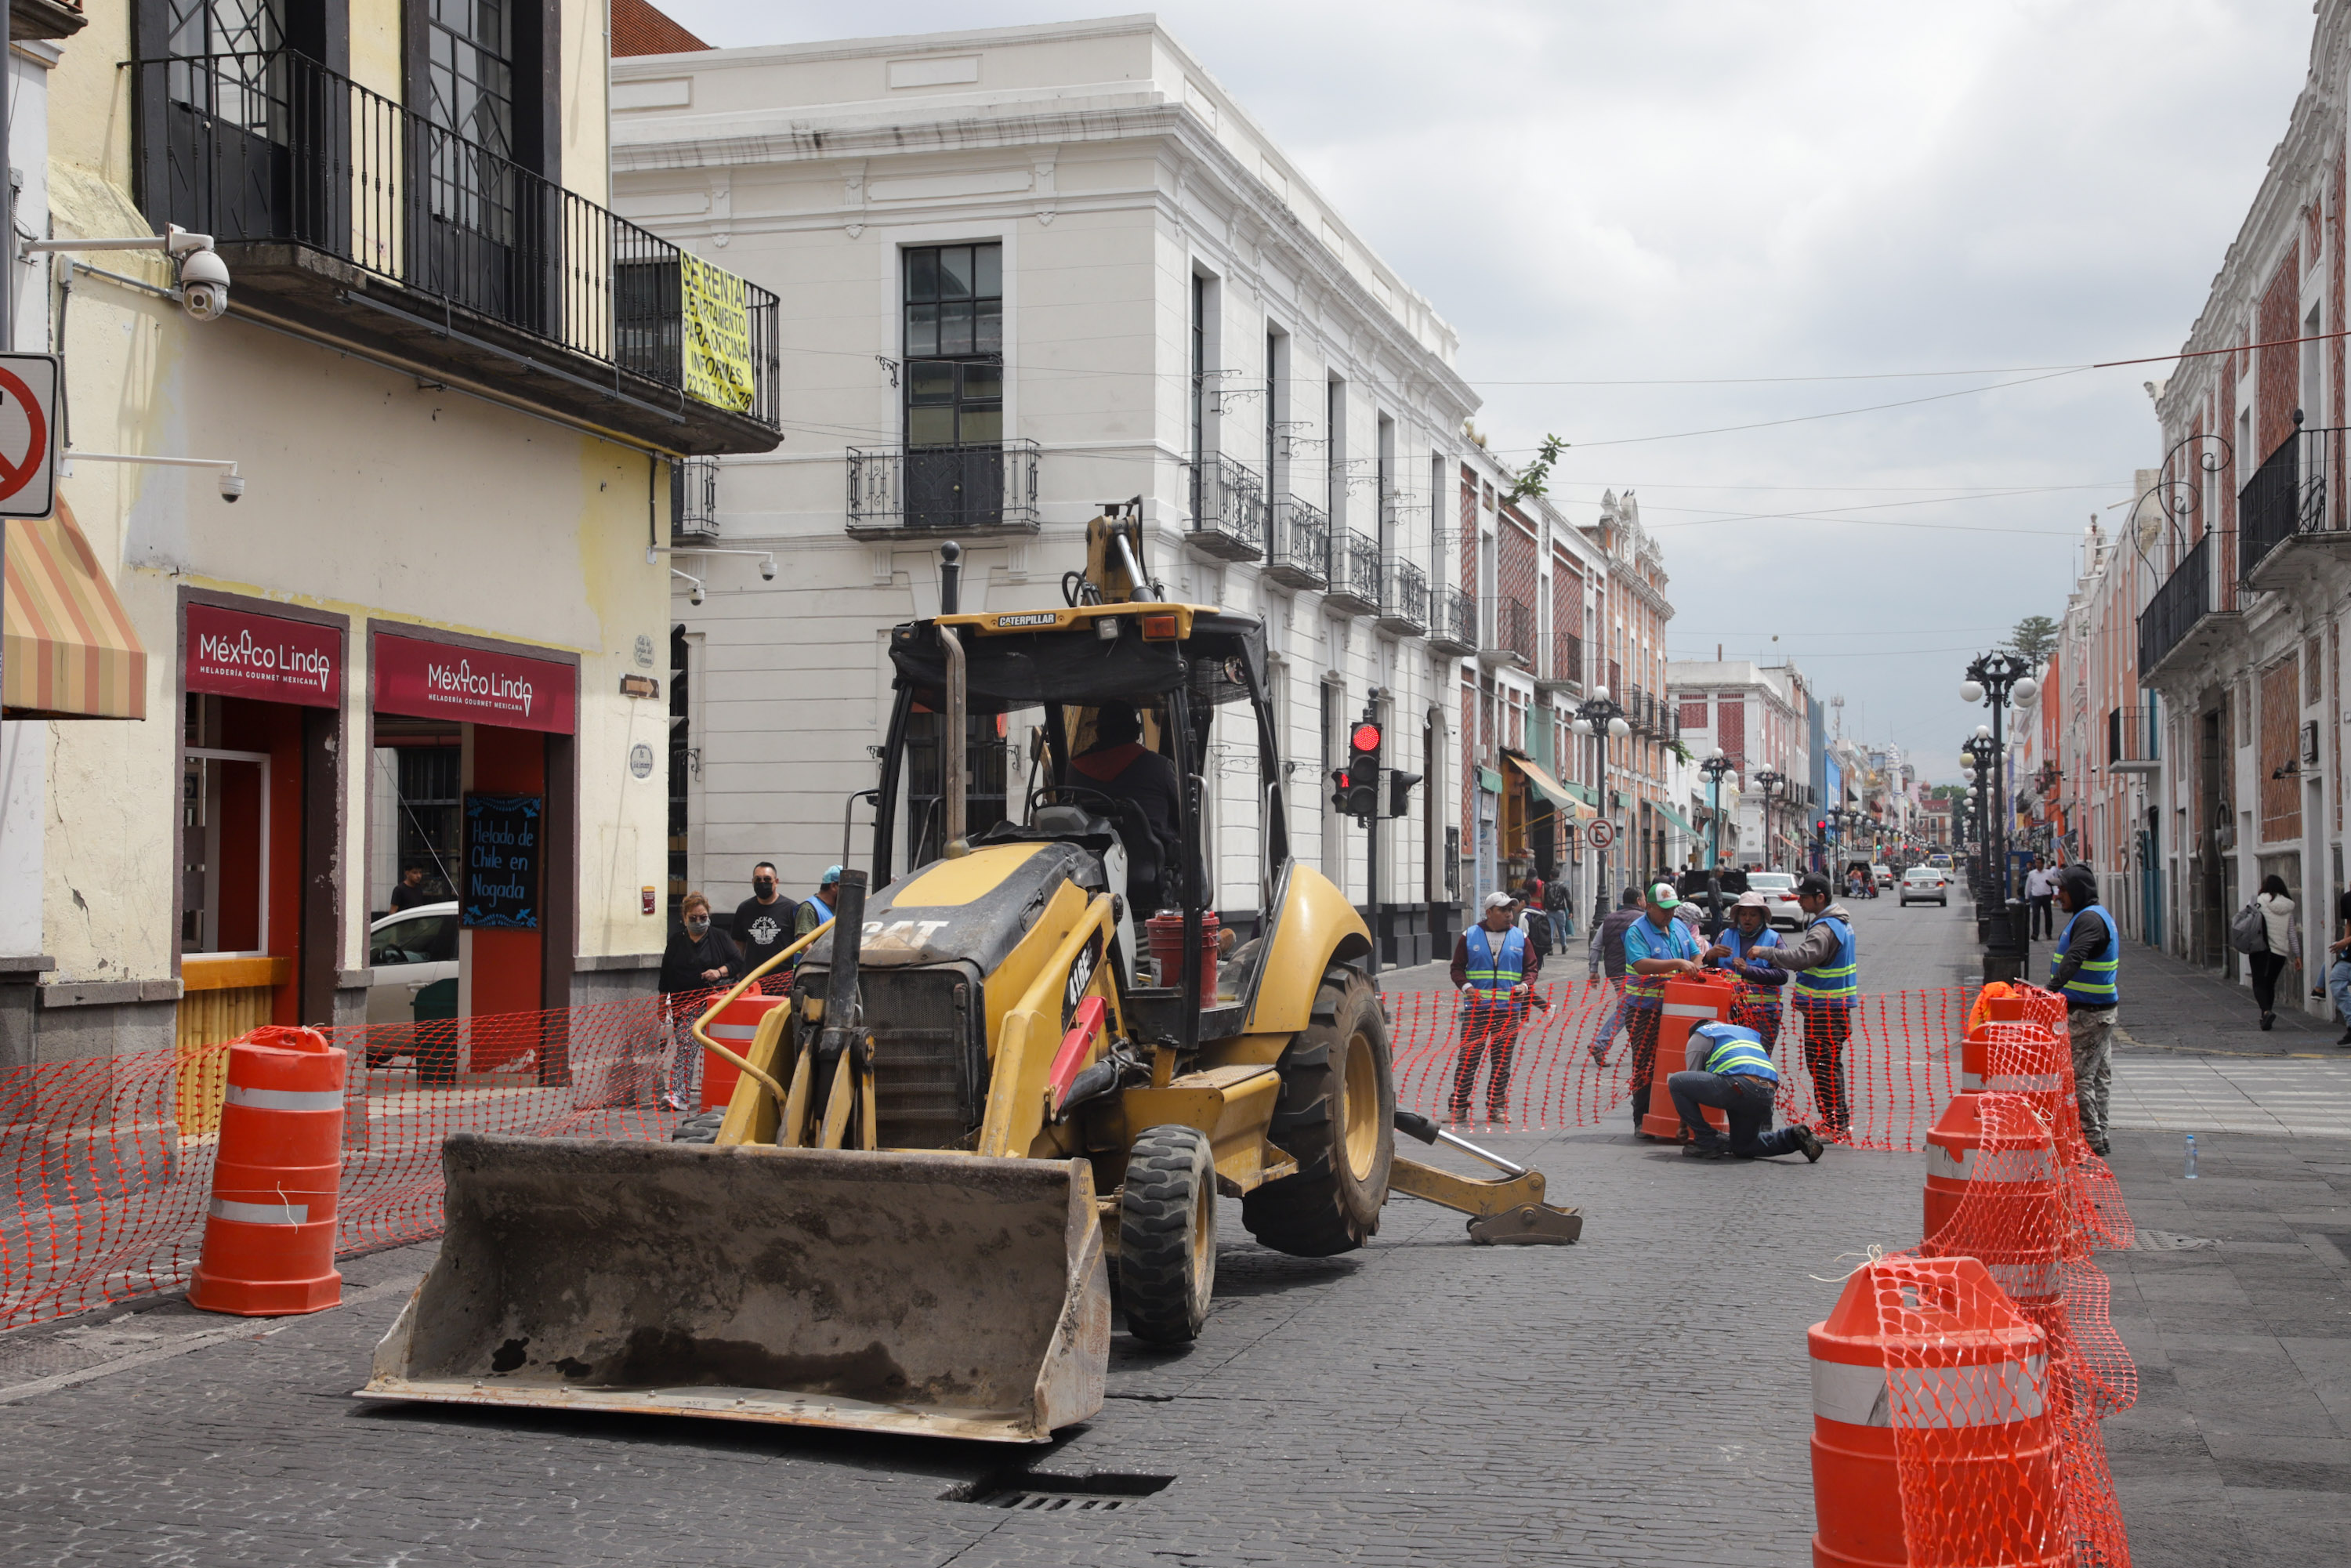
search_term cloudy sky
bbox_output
[655,0,2313,783]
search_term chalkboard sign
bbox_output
[462,793,542,929]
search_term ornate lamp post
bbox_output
[1570,686,1633,929]
[1751,768,1787,870]
[1697,747,1738,931]
[1959,646,2037,982]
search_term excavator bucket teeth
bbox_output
[1466,1204,1584,1246]
[357,1132,1110,1443]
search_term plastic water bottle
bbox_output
[2184,1134,2197,1180]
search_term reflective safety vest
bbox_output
[1717,925,1785,994]
[1695,1022,1780,1081]
[1791,914,1858,1009]
[2051,904,2120,1008]
[1463,923,1529,1007]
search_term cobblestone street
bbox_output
[2,898,2345,1564]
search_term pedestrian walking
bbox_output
[1544,875,1573,949]
[1751,875,1858,1140]
[2048,867,2120,1156]
[1450,892,1539,1123]
[658,892,741,1111]
[730,860,796,993]
[2250,874,2302,1030]
[1517,894,1555,967]
[1586,887,1644,1066]
[2024,857,2056,941]
[2327,885,2351,1046]
[388,864,434,913]
[1621,882,1706,1132]
[1704,890,1787,1050]
[796,865,844,939]
[1668,1020,1825,1162]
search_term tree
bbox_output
[2007,615,2060,669]
[1502,433,1569,507]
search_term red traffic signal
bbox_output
[1350,722,1382,755]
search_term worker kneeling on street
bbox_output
[1669,1019,1825,1163]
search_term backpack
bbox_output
[2228,900,2269,955]
[1521,911,1552,958]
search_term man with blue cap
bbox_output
[1668,1019,1825,1162]
[795,865,843,940]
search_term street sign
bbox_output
[0,353,60,519]
[1588,819,1616,849]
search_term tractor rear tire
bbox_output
[1119,1124,1216,1344]
[1242,965,1396,1257]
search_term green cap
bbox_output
[1648,881,1682,910]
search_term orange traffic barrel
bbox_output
[1922,1092,2062,1298]
[1639,971,1735,1139]
[187,1027,347,1316]
[1809,1255,2066,1568]
[702,993,791,1112]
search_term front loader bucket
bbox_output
[358,1132,1109,1443]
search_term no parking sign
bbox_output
[1587,819,1615,849]
[0,353,58,519]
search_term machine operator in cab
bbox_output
[1070,701,1183,910]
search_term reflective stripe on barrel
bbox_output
[1927,1143,2059,1184]
[1812,1352,2051,1429]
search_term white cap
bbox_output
[1483,891,1516,911]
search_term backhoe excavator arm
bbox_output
[1389,1112,1584,1245]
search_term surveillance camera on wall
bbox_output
[690,583,706,607]
[759,556,777,581]
[219,472,245,503]
[179,248,231,321]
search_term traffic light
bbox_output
[1386,769,1422,819]
[1342,717,1382,820]
[1331,766,1356,817]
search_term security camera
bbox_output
[759,556,777,581]
[179,248,230,322]
[690,583,706,607]
[219,472,245,503]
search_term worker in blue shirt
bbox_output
[1669,1020,1825,1162]
[1621,881,1705,1132]
[1704,890,1788,1051]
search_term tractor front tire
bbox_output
[1243,965,1396,1257]
[1119,1124,1217,1344]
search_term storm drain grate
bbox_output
[944,1471,1173,1512]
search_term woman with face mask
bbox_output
[657,891,741,1110]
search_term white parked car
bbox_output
[1900,867,1950,907]
[1745,871,1802,930]
[367,900,459,1030]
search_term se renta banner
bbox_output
[373,632,576,734]
[462,793,542,929]
[679,251,756,414]
[184,603,342,708]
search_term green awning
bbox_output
[1478,766,1505,795]
[1561,780,1599,806]
[1505,751,1595,819]
[1654,800,1699,838]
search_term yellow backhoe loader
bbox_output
[363,516,1580,1443]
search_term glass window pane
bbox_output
[974,244,1002,299]
[975,303,1002,355]
[904,247,938,302]
[908,406,956,446]
[961,362,1002,403]
[940,246,973,299]
[908,361,955,401]
[958,407,1003,445]
[939,301,973,357]
[905,302,937,358]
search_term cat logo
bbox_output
[994,611,1060,628]
[1062,930,1103,1030]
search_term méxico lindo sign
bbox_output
[184,603,342,707]
[374,632,576,734]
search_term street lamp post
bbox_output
[1570,686,1634,931]
[1963,737,1995,918]
[1752,769,1786,871]
[1962,646,2038,980]
[1698,747,1738,932]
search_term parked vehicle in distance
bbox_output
[1900,867,1950,907]
[1747,871,1802,929]
[1871,863,1895,889]
[367,901,459,1041]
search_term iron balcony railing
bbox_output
[1327,530,1382,614]
[2137,533,2210,674]
[2107,704,2159,769]
[1185,454,1269,561]
[135,49,781,426]
[1428,585,1476,654]
[2237,424,2341,580]
[846,440,1041,533]
[1538,630,1583,690]
[1621,683,1650,734]
[1266,495,1331,588]
[1480,596,1534,667]
[1376,557,1428,634]
[672,454,719,540]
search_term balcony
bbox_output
[1478,596,1534,668]
[135,50,781,454]
[1326,531,1382,615]
[2137,534,2237,683]
[1375,557,1428,636]
[1184,454,1269,562]
[1536,630,1583,694]
[672,454,719,541]
[845,440,1041,538]
[1428,585,1476,656]
[1266,496,1330,588]
[2240,422,2351,591]
[2106,704,2160,777]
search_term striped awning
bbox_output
[3,502,148,720]
[1504,751,1596,820]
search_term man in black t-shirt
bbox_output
[388,864,433,912]
[730,860,795,994]
[2328,887,2351,1046]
